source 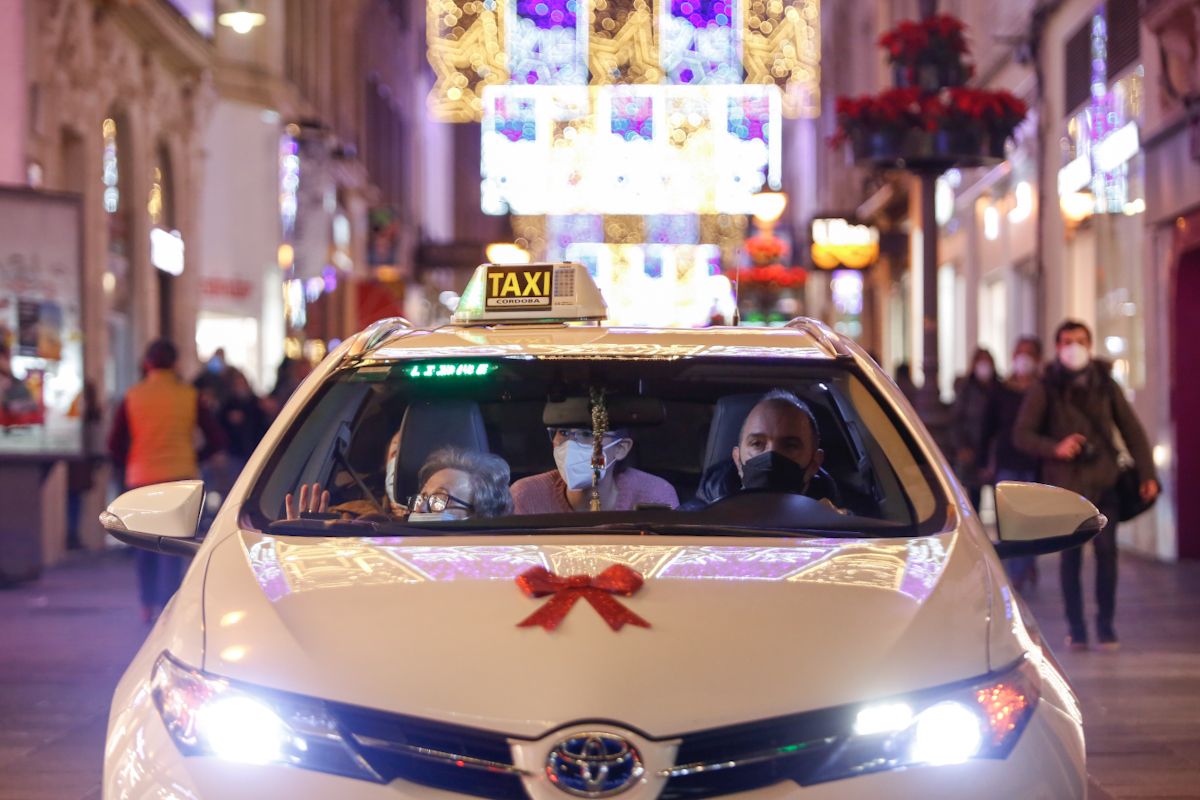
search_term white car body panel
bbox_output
[197,531,986,737]
[103,320,1087,799]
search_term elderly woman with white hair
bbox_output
[285,445,513,521]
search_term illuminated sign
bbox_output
[426,0,821,122]
[484,264,552,309]
[405,362,496,379]
[453,262,608,324]
[481,84,781,215]
[150,227,185,276]
[810,218,879,270]
[1094,121,1139,173]
[1057,154,1091,196]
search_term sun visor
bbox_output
[543,396,666,429]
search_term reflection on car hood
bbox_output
[203,530,988,737]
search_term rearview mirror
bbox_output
[99,480,204,556]
[993,481,1106,559]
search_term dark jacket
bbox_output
[1013,359,1155,503]
[980,380,1040,476]
[951,375,997,487]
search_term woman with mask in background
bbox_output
[981,336,1045,592]
[951,347,999,513]
[511,424,678,514]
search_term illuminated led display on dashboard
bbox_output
[405,363,497,379]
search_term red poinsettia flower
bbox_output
[878,13,969,65]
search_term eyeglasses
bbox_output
[546,428,620,446]
[407,491,474,514]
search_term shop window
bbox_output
[1064,20,1092,117]
[1105,0,1139,81]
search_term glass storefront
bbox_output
[1059,66,1145,389]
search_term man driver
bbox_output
[694,389,842,507]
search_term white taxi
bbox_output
[102,263,1097,799]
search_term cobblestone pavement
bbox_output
[0,546,1197,799]
[0,550,147,800]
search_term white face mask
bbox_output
[973,362,994,383]
[554,439,623,491]
[1059,342,1090,371]
[1011,353,1036,377]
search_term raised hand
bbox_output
[284,482,330,519]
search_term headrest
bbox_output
[701,393,763,474]
[390,400,489,504]
[543,396,666,429]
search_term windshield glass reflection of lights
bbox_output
[246,538,951,604]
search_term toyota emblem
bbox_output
[545,732,644,797]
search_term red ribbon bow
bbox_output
[515,565,651,632]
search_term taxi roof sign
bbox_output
[451,262,608,325]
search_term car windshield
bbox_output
[246,356,948,538]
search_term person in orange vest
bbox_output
[107,339,226,623]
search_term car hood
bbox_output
[202,530,989,737]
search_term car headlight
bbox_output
[151,652,381,781]
[813,657,1040,783]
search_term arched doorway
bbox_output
[1173,220,1200,559]
[149,142,179,342]
[102,113,137,401]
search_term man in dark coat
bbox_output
[1013,320,1158,649]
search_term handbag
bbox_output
[1114,463,1153,522]
[1106,384,1156,523]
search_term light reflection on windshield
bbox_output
[245,536,950,604]
[369,342,828,361]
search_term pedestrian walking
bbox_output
[951,348,998,512]
[981,336,1044,592]
[1014,320,1159,650]
[107,339,226,623]
[193,347,231,415]
[263,356,312,418]
[218,367,269,469]
[893,362,919,406]
[65,380,102,550]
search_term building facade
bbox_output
[2,0,427,569]
[822,0,1182,560]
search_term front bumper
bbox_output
[104,699,1084,800]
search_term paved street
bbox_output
[0,546,1198,799]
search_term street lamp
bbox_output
[486,242,531,264]
[218,1,266,34]
[750,191,788,232]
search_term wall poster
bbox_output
[0,188,84,458]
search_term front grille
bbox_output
[329,702,527,799]
[327,701,857,799]
[659,706,853,798]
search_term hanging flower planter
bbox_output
[832,14,1027,172]
[892,59,971,93]
[880,15,973,87]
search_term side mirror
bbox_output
[99,480,204,556]
[993,481,1107,559]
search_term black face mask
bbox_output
[739,450,812,493]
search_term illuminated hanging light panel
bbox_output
[508,0,589,85]
[481,83,781,215]
[427,0,508,122]
[590,0,660,84]
[660,0,741,84]
[744,0,820,118]
[427,0,820,121]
